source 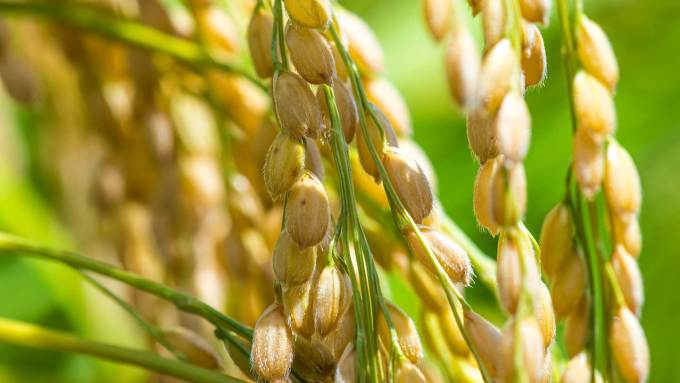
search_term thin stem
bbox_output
[0,317,242,383]
[0,233,252,339]
[0,2,265,91]
[79,272,185,361]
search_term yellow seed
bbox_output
[198,5,240,55]
[163,327,223,369]
[399,140,438,192]
[420,310,447,360]
[394,360,427,383]
[565,295,588,357]
[467,109,498,164]
[317,78,359,142]
[331,41,350,81]
[521,22,547,87]
[292,335,336,379]
[473,156,502,234]
[605,141,642,215]
[481,0,507,48]
[491,161,527,226]
[610,306,650,383]
[446,27,482,111]
[418,360,446,383]
[334,344,356,383]
[499,317,545,383]
[313,265,352,336]
[285,21,336,85]
[273,230,317,286]
[534,281,556,349]
[574,71,616,138]
[423,0,452,41]
[179,155,225,207]
[478,39,516,113]
[210,72,269,138]
[322,304,355,360]
[612,213,642,258]
[305,137,325,179]
[408,262,447,311]
[464,310,502,378]
[378,302,424,364]
[282,281,314,336]
[539,202,574,278]
[263,131,305,199]
[407,226,472,285]
[577,16,619,92]
[495,91,531,163]
[284,0,331,29]
[0,54,40,105]
[439,308,470,356]
[247,7,274,78]
[273,71,322,138]
[496,231,539,314]
[572,126,604,199]
[519,0,550,24]
[337,10,384,75]
[251,304,294,382]
[550,251,587,320]
[612,245,644,315]
[286,171,330,248]
[383,147,434,223]
[357,105,391,180]
[560,352,602,383]
[366,77,413,137]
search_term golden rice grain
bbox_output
[285,21,336,84]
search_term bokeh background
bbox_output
[0,0,677,381]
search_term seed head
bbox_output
[519,0,551,24]
[610,306,650,383]
[564,295,588,357]
[496,231,539,314]
[263,131,305,199]
[539,202,574,278]
[439,308,470,356]
[534,281,556,349]
[246,7,274,78]
[273,230,317,286]
[399,140,438,192]
[383,147,434,223]
[378,302,424,364]
[612,213,642,257]
[491,161,527,226]
[478,39,516,113]
[577,16,619,92]
[292,335,336,379]
[473,156,502,234]
[304,137,325,179]
[572,126,604,199]
[574,71,616,138]
[179,155,225,207]
[317,78,359,142]
[198,6,239,55]
[499,317,545,383]
[463,310,502,378]
[467,109,498,163]
[495,91,531,163]
[521,22,547,87]
[561,352,603,383]
[407,226,472,285]
[334,344,356,383]
[550,251,587,320]
[408,262,447,311]
[285,21,336,85]
[313,265,352,336]
[366,77,413,137]
[394,360,427,383]
[481,0,507,48]
[446,27,482,111]
[282,281,314,336]
[273,71,322,138]
[321,304,355,359]
[337,10,384,75]
[423,0,452,41]
[605,141,642,215]
[612,245,644,315]
[251,304,294,382]
[284,0,331,29]
[357,105,391,180]
[286,171,330,248]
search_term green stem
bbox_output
[0,232,252,340]
[79,272,186,361]
[0,317,242,383]
[0,1,265,91]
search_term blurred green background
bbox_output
[0,0,677,381]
